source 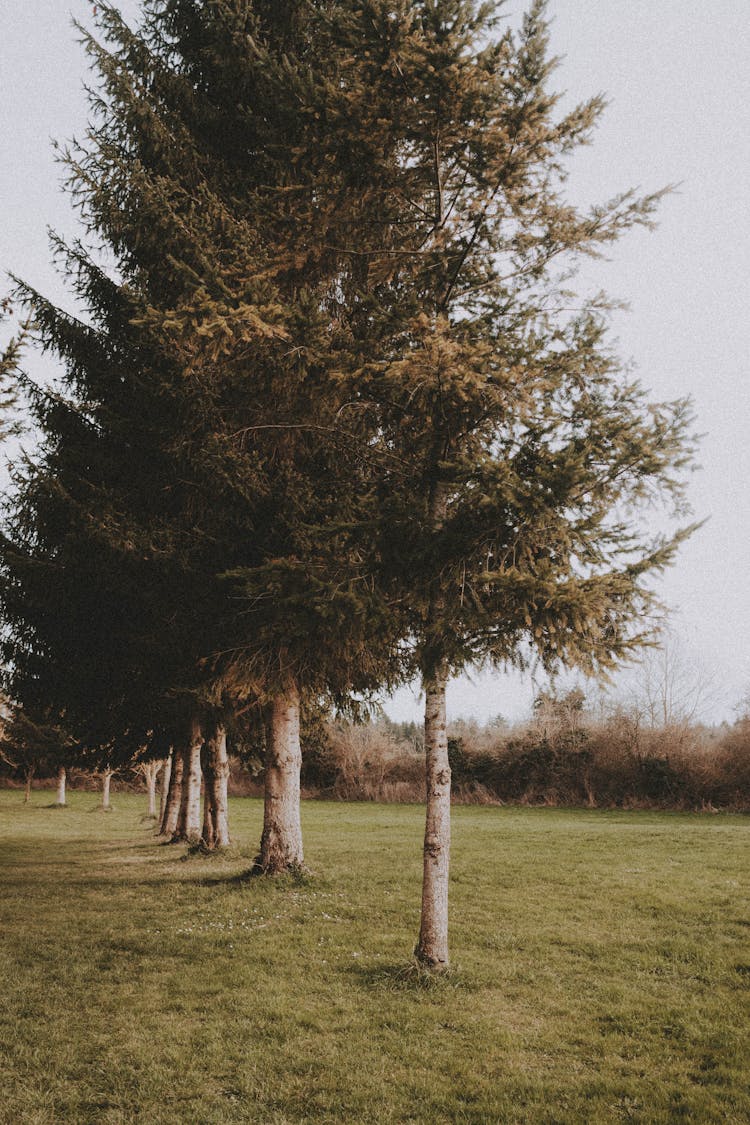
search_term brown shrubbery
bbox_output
[6,693,749,811]
[269,693,750,812]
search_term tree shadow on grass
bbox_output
[348,959,474,994]
[197,862,315,889]
[197,871,259,889]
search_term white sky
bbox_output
[1,1,749,724]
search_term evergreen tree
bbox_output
[0,1,274,838]
[317,0,697,967]
[0,2,399,860]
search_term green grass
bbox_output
[0,792,748,1124]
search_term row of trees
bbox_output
[0,0,695,969]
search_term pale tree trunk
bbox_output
[256,685,304,873]
[415,665,451,970]
[211,725,231,848]
[55,765,67,807]
[202,724,230,850]
[175,719,203,842]
[101,768,113,810]
[143,760,162,818]
[146,762,157,818]
[159,752,173,825]
[24,764,34,803]
[160,748,183,837]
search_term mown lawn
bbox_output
[0,790,748,1124]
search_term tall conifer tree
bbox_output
[313,0,696,967]
[1,2,398,859]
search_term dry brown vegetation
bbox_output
[336,690,750,811]
[6,691,750,813]
[215,690,750,813]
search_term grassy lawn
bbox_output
[0,791,748,1123]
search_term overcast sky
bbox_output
[1,1,749,723]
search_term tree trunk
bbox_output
[415,666,451,970]
[175,718,203,842]
[160,748,183,837]
[145,761,159,818]
[414,470,452,970]
[101,768,113,810]
[201,746,215,849]
[159,752,173,825]
[24,764,34,803]
[256,685,304,873]
[211,725,231,848]
[55,765,67,807]
[202,724,230,850]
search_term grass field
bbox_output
[0,791,748,1124]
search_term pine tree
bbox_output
[316,0,697,967]
[0,2,281,838]
[1,2,400,860]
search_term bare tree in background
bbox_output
[630,630,721,733]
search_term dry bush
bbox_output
[327,722,422,801]
[440,693,750,812]
[708,716,750,810]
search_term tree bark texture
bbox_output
[175,718,203,842]
[416,667,451,970]
[257,686,304,872]
[55,765,67,806]
[160,747,183,837]
[24,765,34,803]
[202,724,230,849]
[201,751,215,848]
[159,753,172,825]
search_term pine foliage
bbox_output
[0,0,696,772]
[313,0,698,681]
[0,1,401,765]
